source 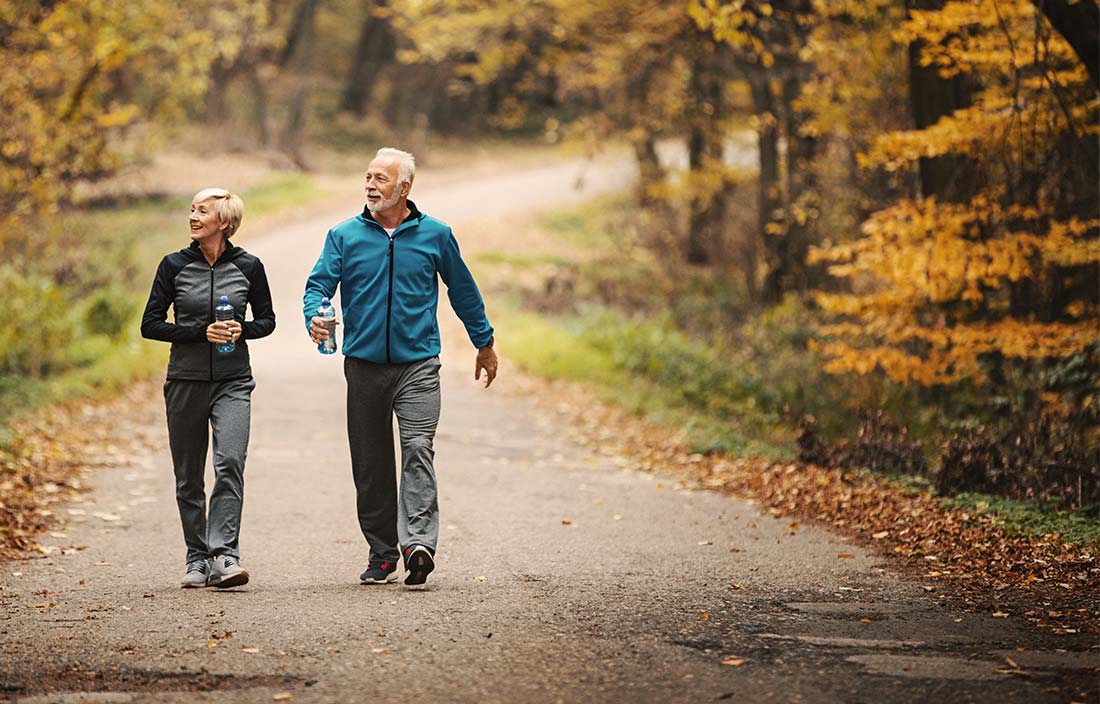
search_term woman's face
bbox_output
[190,197,226,243]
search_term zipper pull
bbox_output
[387,238,394,257]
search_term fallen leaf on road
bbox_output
[593,499,604,505]
[561,519,572,525]
[241,647,260,654]
[787,522,799,531]
[474,576,487,582]
[992,611,1009,618]
[273,694,292,701]
[697,612,709,620]
[860,618,873,623]
[1003,656,1018,668]
[371,647,389,654]
[872,531,889,539]
[656,482,664,489]
[729,583,744,590]
[207,641,218,648]
[121,606,132,611]
[720,658,746,666]
[698,540,713,546]
[837,552,854,559]
[612,514,623,521]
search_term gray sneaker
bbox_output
[180,559,210,589]
[208,555,249,589]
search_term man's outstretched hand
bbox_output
[475,346,498,388]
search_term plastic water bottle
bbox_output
[215,295,235,354]
[317,297,337,355]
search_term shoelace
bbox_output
[186,560,207,573]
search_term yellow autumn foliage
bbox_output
[810,0,1099,400]
[0,0,265,226]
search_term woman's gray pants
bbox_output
[344,355,441,566]
[163,377,255,563]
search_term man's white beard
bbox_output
[367,191,401,213]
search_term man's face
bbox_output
[364,157,407,213]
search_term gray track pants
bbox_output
[344,356,442,566]
[163,377,254,563]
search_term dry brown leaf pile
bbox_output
[0,381,162,560]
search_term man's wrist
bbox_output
[480,335,494,350]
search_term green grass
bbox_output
[535,194,624,250]
[942,493,1100,546]
[473,251,571,270]
[495,304,793,458]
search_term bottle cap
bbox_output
[219,295,229,304]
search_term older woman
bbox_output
[140,188,275,588]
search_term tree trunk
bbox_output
[686,42,730,266]
[249,66,271,148]
[905,0,976,202]
[280,0,320,168]
[632,135,664,201]
[205,61,232,123]
[750,72,783,301]
[341,1,398,114]
[763,73,818,300]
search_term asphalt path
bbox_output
[0,155,1094,703]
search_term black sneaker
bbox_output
[360,560,398,584]
[402,545,434,586]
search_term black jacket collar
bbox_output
[187,239,241,264]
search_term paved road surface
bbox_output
[0,156,1094,703]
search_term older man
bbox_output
[304,147,497,587]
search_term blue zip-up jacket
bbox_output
[302,201,493,364]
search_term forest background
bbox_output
[0,0,1097,549]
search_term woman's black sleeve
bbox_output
[242,257,276,340]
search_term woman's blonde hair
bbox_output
[193,188,244,238]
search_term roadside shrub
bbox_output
[0,267,74,378]
[82,286,136,338]
[798,408,928,476]
[937,416,1099,510]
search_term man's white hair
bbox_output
[375,147,415,185]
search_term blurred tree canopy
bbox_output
[0,0,266,225]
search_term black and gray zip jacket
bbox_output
[141,241,276,382]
